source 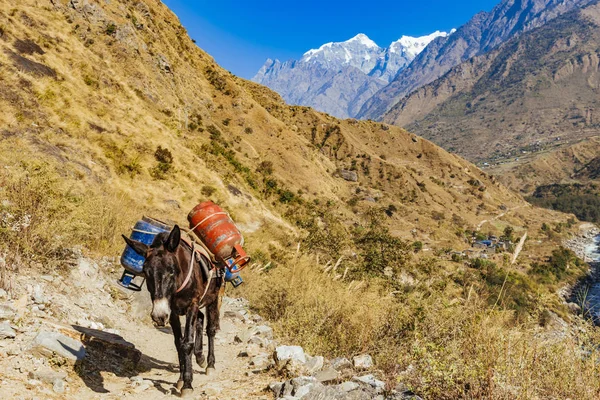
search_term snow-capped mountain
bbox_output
[252,31,450,119]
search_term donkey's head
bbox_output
[122,225,181,327]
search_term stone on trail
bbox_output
[250,324,273,339]
[291,376,320,398]
[28,368,67,384]
[0,303,16,321]
[274,345,306,364]
[352,354,373,370]
[331,357,353,371]
[339,381,359,392]
[30,331,86,363]
[53,379,66,394]
[0,321,16,339]
[53,322,141,365]
[353,374,385,393]
[314,367,340,383]
[249,353,272,371]
[224,310,247,322]
[304,355,324,374]
[32,284,49,305]
[269,381,285,397]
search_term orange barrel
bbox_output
[187,201,249,272]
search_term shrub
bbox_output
[154,146,173,164]
[256,161,274,175]
[105,23,117,35]
[150,146,173,179]
[412,241,423,253]
[279,190,295,204]
[200,185,216,197]
[385,204,397,217]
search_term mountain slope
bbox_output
[358,0,593,120]
[384,2,600,164]
[252,32,449,119]
[1,1,598,399]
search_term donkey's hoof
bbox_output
[205,367,216,376]
[175,380,184,391]
[196,356,207,368]
[179,388,194,398]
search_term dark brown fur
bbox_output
[123,225,224,395]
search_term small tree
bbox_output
[502,226,515,242]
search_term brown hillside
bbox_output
[0,0,554,251]
[489,136,600,194]
[383,3,600,166]
[1,1,599,399]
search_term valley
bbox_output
[0,0,599,399]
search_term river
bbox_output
[580,234,600,323]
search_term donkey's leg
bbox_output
[194,310,206,368]
[205,299,219,375]
[169,313,185,391]
[180,303,199,396]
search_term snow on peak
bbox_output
[347,33,379,48]
[303,33,380,59]
[390,30,451,56]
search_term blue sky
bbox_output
[162,0,500,79]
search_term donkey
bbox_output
[122,225,223,396]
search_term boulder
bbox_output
[274,345,306,364]
[269,381,284,397]
[249,353,272,371]
[0,304,16,321]
[0,321,16,339]
[30,331,86,363]
[304,355,324,374]
[340,169,358,182]
[331,357,353,371]
[353,374,385,393]
[314,367,340,383]
[353,354,373,370]
[339,381,359,392]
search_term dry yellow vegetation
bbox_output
[0,1,598,398]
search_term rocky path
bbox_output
[0,251,416,400]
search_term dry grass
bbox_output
[241,254,600,399]
[0,2,597,399]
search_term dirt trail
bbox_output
[0,254,396,400]
[73,297,273,399]
[0,254,274,400]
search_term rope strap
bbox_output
[197,269,214,308]
[189,212,229,233]
[176,242,196,294]
[132,228,163,235]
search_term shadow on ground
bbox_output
[71,325,180,394]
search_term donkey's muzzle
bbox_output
[151,298,171,327]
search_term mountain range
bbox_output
[255,0,593,124]
[384,1,600,165]
[252,31,450,119]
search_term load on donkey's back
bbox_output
[118,200,250,292]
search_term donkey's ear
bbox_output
[165,225,181,253]
[122,235,149,256]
